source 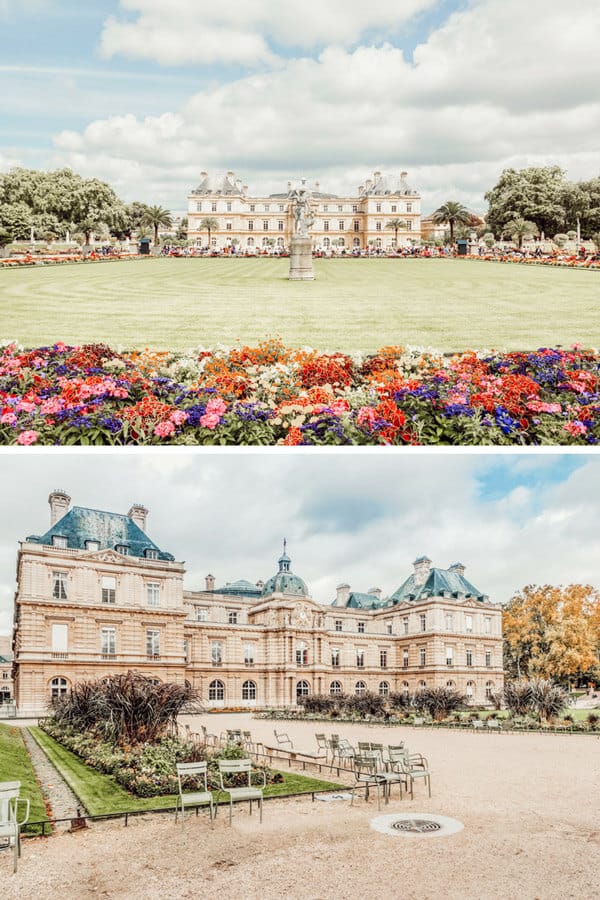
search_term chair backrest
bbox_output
[218,757,253,789]
[315,733,327,747]
[176,762,208,792]
[473,719,484,728]
[354,755,378,774]
[357,741,371,751]
[387,745,405,763]
[0,781,20,824]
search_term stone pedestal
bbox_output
[288,235,314,281]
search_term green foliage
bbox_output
[411,686,467,720]
[529,679,568,721]
[0,724,50,833]
[504,680,533,715]
[504,217,539,249]
[430,201,472,242]
[141,205,173,245]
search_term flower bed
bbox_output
[1,339,599,445]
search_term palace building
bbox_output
[11,493,503,714]
[186,171,421,252]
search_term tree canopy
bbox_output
[430,201,473,242]
[503,584,600,682]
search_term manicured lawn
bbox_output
[2,257,599,351]
[29,727,342,817]
[0,724,49,833]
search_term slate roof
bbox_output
[363,173,418,197]
[214,579,262,598]
[27,507,175,561]
[344,591,388,610]
[191,172,240,195]
[391,566,485,603]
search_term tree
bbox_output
[141,205,173,245]
[199,216,218,249]
[385,217,408,246]
[503,584,600,682]
[430,201,472,243]
[0,226,13,248]
[504,217,539,249]
[577,177,600,235]
[485,166,568,238]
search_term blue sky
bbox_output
[1,0,599,213]
[0,451,598,634]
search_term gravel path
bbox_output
[23,728,86,827]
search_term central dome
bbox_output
[261,542,309,598]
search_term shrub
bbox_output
[529,679,568,721]
[412,686,466,721]
[504,680,533,716]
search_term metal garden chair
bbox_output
[217,759,266,824]
[0,781,30,873]
[175,762,214,828]
[350,755,387,810]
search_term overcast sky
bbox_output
[1,0,599,213]
[1,450,599,634]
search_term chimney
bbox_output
[365,179,372,192]
[227,170,235,178]
[315,181,320,192]
[400,171,408,179]
[449,562,465,577]
[243,184,248,195]
[200,170,208,178]
[128,504,148,532]
[413,556,432,586]
[256,579,264,591]
[368,587,382,601]
[49,490,71,526]
[374,170,381,180]
[334,583,350,606]
[205,574,215,591]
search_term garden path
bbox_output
[22,728,86,828]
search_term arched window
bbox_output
[418,680,427,690]
[323,237,330,248]
[147,678,161,686]
[330,681,342,696]
[379,681,389,697]
[296,680,310,700]
[402,681,410,695]
[277,237,284,246]
[50,677,68,699]
[355,681,367,696]
[247,237,255,246]
[338,237,345,248]
[353,237,360,247]
[242,680,256,701]
[466,681,475,699]
[296,642,308,667]
[485,681,494,699]
[446,680,455,689]
[262,236,269,247]
[209,679,224,701]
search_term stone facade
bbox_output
[12,495,503,714]
[0,635,13,703]
[187,171,421,252]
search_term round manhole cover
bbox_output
[371,813,464,838]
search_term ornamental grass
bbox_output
[1,339,599,445]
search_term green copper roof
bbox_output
[27,506,175,561]
[215,579,262,598]
[391,565,485,603]
[344,591,388,610]
[261,543,309,599]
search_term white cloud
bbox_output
[99,0,437,65]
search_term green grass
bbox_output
[2,257,599,351]
[29,727,341,818]
[0,724,49,833]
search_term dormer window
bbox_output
[115,544,129,556]
[52,536,68,549]
[85,540,100,551]
[145,549,159,560]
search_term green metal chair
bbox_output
[175,762,214,828]
[0,781,30,872]
[217,759,266,825]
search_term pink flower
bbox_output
[40,398,63,415]
[199,412,221,429]
[153,421,175,438]
[205,398,227,416]
[526,400,562,414]
[564,421,587,436]
[169,410,188,426]
[357,406,377,428]
[1,412,16,425]
[17,430,39,445]
[17,401,36,413]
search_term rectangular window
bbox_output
[446,646,454,666]
[116,545,128,556]
[278,220,284,231]
[420,614,426,632]
[248,221,254,230]
[146,629,160,658]
[445,613,454,631]
[263,220,269,230]
[485,649,492,667]
[338,205,343,212]
[183,638,188,662]
[356,648,365,668]
[279,204,285,212]
[335,619,343,632]
[338,220,345,230]
[51,623,68,653]
[403,649,409,668]
[244,643,255,664]
[331,648,340,667]
[196,608,207,622]
[403,617,409,635]
[376,203,382,212]
[250,204,256,212]
[228,610,238,625]
[52,572,68,600]
[391,205,397,213]
[101,576,116,604]
[386,621,393,635]
[354,220,360,232]
[358,621,365,633]
[146,582,160,608]
[352,204,358,213]
[376,221,382,231]
[211,202,217,212]
[380,650,388,668]
[407,221,412,230]
[52,535,67,549]
[264,204,270,211]
[226,222,232,231]
[323,204,328,212]
[145,549,158,559]
[227,202,232,212]
[86,540,100,551]
[296,645,308,666]
[466,648,473,667]
[324,221,330,232]
[101,627,115,656]
[419,647,426,667]
[196,202,202,212]
[211,641,222,664]
[406,203,412,213]
[484,617,492,634]
[465,615,473,633]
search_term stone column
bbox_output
[288,235,314,281]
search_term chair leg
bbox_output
[229,799,233,825]
[259,796,263,824]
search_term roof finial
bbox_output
[283,537,287,555]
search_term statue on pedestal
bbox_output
[288,179,315,281]
[290,183,315,237]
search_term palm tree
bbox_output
[431,201,472,244]
[385,217,408,247]
[505,217,539,249]
[141,205,172,245]
[199,217,218,250]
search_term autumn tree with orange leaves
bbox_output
[503,584,600,683]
